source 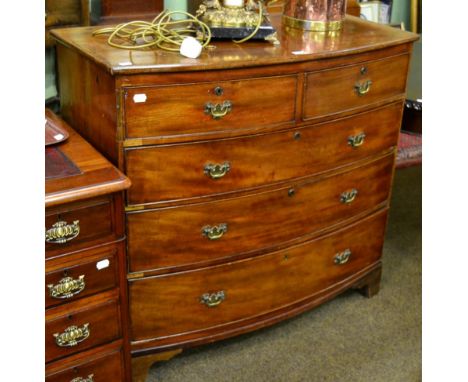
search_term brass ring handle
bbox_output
[54,323,90,347]
[354,80,372,96]
[340,189,358,204]
[204,162,231,180]
[205,100,232,119]
[334,249,352,265]
[202,223,228,240]
[200,291,225,308]
[348,132,366,148]
[46,220,80,244]
[48,275,86,299]
[71,375,94,382]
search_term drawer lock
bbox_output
[54,323,90,347]
[48,275,85,299]
[200,291,225,308]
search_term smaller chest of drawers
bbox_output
[45,109,131,382]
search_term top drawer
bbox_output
[303,54,409,120]
[123,75,297,139]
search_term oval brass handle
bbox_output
[71,375,94,382]
[202,223,228,240]
[204,162,231,180]
[334,249,352,265]
[54,323,90,347]
[200,291,225,308]
[48,275,86,299]
[205,101,232,119]
[340,189,358,204]
[348,132,366,148]
[354,80,372,96]
[46,220,80,244]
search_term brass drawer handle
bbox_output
[48,275,86,299]
[54,323,90,347]
[46,220,80,244]
[334,249,352,265]
[71,375,94,382]
[204,162,231,180]
[340,189,358,204]
[200,291,225,308]
[205,100,232,119]
[348,132,366,148]
[202,223,228,240]
[354,80,372,96]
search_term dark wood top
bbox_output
[45,109,131,208]
[51,14,419,75]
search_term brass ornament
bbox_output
[204,162,231,179]
[202,223,228,240]
[48,275,86,299]
[354,80,372,96]
[54,323,90,347]
[45,220,80,244]
[70,375,94,382]
[340,189,358,204]
[348,133,366,148]
[334,249,352,265]
[205,100,232,119]
[200,291,226,307]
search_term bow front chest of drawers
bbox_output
[45,110,131,381]
[52,15,418,381]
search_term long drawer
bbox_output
[125,102,402,206]
[129,210,388,342]
[303,53,409,120]
[123,75,297,139]
[45,243,120,308]
[45,290,121,363]
[127,154,394,273]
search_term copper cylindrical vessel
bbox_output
[283,0,347,31]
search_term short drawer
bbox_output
[45,342,125,382]
[129,210,388,342]
[127,154,394,273]
[125,102,402,205]
[303,54,409,120]
[45,196,117,259]
[45,291,121,363]
[45,244,120,308]
[123,75,297,139]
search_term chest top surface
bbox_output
[45,109,131,208]
[51,14,418,75]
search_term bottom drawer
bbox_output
[45,341,125,382]
[129,209,388,344]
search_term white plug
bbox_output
[180,36,203,59]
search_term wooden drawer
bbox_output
[123,75,297,139]
[46,341,125,382]
[45,290,121,363]
[45,196,118,259]
[129,210,388,342]
[127,154,394,273]
[45,244,120,308]
[125,102,402,206]
[303,54,409,120]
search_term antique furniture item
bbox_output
[52,15,418,381]
[45,109,131,381]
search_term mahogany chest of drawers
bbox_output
[52,15,418,381]
[45,110,131,381]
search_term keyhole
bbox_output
[360,66,368,75]
[214,86,224,96]
[294,132,301,140]
[288,188,296,197]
